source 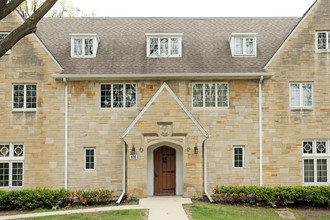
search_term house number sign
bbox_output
[130,155,138,160]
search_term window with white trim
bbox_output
[233,146,244,168]
[316,31,330,52]
[0,33,11,55]
[84,148,95,170]
[70,34,99,58]
[290,83,313,108]
[101,84,136,108]
[302,140,329,185]
[0,143,24,187]
[12,84,37,110]
[146,34,182,57]
[192,83,228,108]
[229,33,257,57]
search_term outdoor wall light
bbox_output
[186,146,190,152]
[194,143,198,154]
[131,144,136,155]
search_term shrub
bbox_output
[213,185,330,207]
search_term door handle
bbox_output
[154,173,158,178]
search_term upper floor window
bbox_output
[0,32,11,55]
[290,82,313,108]
[12,84,37,111]
[229,33,257,57]
[70,34,99,58]
[146,34,182,57]
[101,84,136,108]
[192,83,228,108]
[316,31,330,52]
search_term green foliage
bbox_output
[213,185,330,207]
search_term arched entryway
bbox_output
[147,142,183,196]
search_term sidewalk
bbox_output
[0,196,192,220]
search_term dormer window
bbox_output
[70,34,99,58]
[0,33,11,55]
[146,33,182,57]
[229,33,257,57]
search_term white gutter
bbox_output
[203,138,214,203]
[259,76,264,186]
[63,78,68,190]
[116,140,126,204]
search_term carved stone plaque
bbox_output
[157,122,173,137]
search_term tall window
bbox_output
[100,84,136,108]
[316,31,330,51]
[303,140,329,185]
[0,143,24,187]
[12,84,37,110]
[290,83,313,107]
[192,83,228,108]
[233,146,244,168]
[84,148,95,170]
[146,34,182,57]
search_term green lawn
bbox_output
[29,210,146,220]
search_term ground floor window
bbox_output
[233,146,244,168]
[84,147,95,170]
[0,143,24,187]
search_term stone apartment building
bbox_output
[0,0,329,202]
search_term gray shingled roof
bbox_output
[36,17,300,75]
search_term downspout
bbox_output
[116,139,126,204]
[63,78,68,190]
[203,137,214,202]
[259,76,264,186]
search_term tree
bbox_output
[0,0,58,57]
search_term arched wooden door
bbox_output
[154,146,176,195]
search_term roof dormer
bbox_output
[229,33,257,57]
[70,33,100,58]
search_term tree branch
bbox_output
[0,0,26,20]
[0,0,58,57]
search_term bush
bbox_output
[213,185,330,207]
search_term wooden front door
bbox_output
[154,146,176,195]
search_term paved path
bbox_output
[0,196,192,220]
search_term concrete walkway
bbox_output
[0,196,192,220]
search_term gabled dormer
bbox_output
[145,33,182,58]
[70,33,100,58]
[229,33,257,57]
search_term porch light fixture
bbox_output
[131,144,136,155]
[194,144,198,154]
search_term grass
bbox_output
[189,201,283,220]
[29,210,146,220]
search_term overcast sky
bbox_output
[71,0,316,17]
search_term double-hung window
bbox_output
[233,146,244,168]
[101,84,136,108]
[290,82,313,108]
[146,34,182,57]
[12,84,37,111]
[302,140,329,185]
[0,33,11,55]
[0,143,24,188]
[70,34,99,58]
[192,83,228,108]
[316,31,330,52]
[229,33,257,57]
[84,148,95,170]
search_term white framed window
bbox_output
[290,82,313,108]
[316,31,330,52]
[70,34,99,58]
[84,148,95,170]
[0,32,11,55]
[146,33,182,57]
[229,33,257,57]
[233,146,244,168]
[100,83,136,108]
[0,143,24,188]
[192,83,228,108]
[12,84,37,111]
[302,140,330,185]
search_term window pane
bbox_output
[0,145,10,157]
[317,159,327,182]
[125,84,136,108]
[12,162,23,187]
[316,141,326,154]
[235,38,243,54]
[193,84,203,107]
[290,83,300,107]
[84,39,93,56]
[13,85,24,109]
[0,163,9,187]
[303,141,313,154]
[74,39,82,55]
[302,83,312,107]
[100,84,111,108]
[160,38,168,55]
[170,38,179,55]
[149,38,158,55]
[113,84,124,108]
[26,85,37,108]
[304,159,314,182]
[205,84,216,107]
[217,83,228,107]
[246,38,254,54]
[317,33,326,50]
[0,33,8,41]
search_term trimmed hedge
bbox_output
[213,185,330,207]
[0,189,113,210]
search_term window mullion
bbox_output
[9,162,12,187]
[314,159,317,183]
[243,38,246,55]
[111,84,113,108]
[203,84,205,107]
[215,84,218,107]
[168,38,171,55]
[123,84,126,108]
[158,38,160,55]
[300,83,303,107]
